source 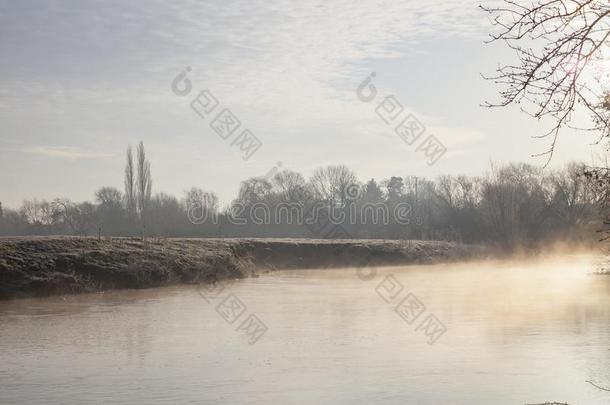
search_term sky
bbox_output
[0,0,606,209]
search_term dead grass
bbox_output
[0,237,480,299]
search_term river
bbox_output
[1,255,609,404]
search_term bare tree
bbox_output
[482,0,610,162]
[584,162,610,241]
[50,198,77,232]
[95,187,123,208]
[136,141,152,218]
[549,162,595,227]
[272,170,307,200]
[20,199,54,226]
[124,146,136,220]
[50,199,97,236]
[95,187,125,234]
[309,165,358,204]
[235,178,272,206]
[185,187,219,213]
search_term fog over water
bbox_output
[1,254,609,405]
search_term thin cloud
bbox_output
[20,146,114,160]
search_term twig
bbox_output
[586,379,610,392]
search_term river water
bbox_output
[1,255,609,404]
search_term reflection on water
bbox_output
[1,255,610,404]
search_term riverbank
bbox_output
[0,237,483,299]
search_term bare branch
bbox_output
[482,0,610,163]
[586,379,610,392]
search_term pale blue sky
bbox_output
[0,0,604,208]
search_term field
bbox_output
[0,237,480,299]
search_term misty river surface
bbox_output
[1,255,610,404]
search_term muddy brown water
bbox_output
[1,255,609,404]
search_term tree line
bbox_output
[0,142,606,250]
